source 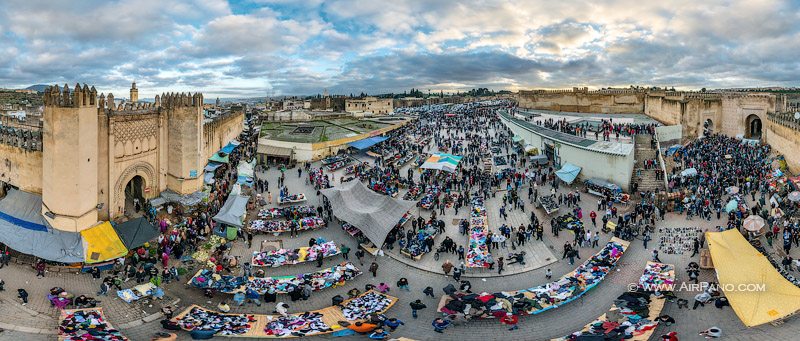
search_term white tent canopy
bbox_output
[320,181,416,247]
[212,194,249,228]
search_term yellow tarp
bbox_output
[80,222,128,264]
[706,229,800,327]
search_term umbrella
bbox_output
[788,191,800,202]
[727,186,739,195]
[742,215,765,232]
[725,200,738,213]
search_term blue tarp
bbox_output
[0,189,83,262]
[348,136,389,150]
[204,162,223,172]
[221,142,238,155]
[555,163,582,184]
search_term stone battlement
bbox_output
[768,111,800,131]
[160,92,204,108]
[43,83,97,108]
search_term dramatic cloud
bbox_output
[0,0,798,97]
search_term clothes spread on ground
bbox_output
[555,213,584,232]
[658,227,700,254]
[190,270,248,293]
[466,197,490,267]
[538,194,559,214]
[401,222,439,258]
[279,193,306,204]
[419,186,441,209]
[264,312,332,337]
[341,292,394,321]
[441,240,627,318]
[176,307,253,335]
[638,262,675,291]
[559,291,659,340]
[403,185,422,200]
[250,216,326,233]
[247,262,362,294]
[258,206,317,220]
[252,241,340,267]
[59,309,128,341]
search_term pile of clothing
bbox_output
[325,159,351,171]
[190,270,247,293]
[264,312,332,337]
[638,262,675,291]
[561,291,659,340]
[250,220,293,233]
[250,217,325,234]
[283,205,317,218]
[177,307,253,336]
[279,193,306,203]
[419,186,441,209]
[251,242,340,267]
[403,186,421,200]
[442,241,627,317]
[59,309,127,341]
[556,214,584,232]
[258,208,283,219]
[341,292,394,321]
[297,217,326,230]
[466,197,490,267]
[401,222,439,257]
[247,262,361,294]
[538,194,559,213]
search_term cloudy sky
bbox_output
[1,0,798,98]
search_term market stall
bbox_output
[189,262,362,295]
[419,186,441,209]
[439,238,629,318]
[249,217,326,234]
[584,178,623,198]
[466,197,491,268]
[400,220,438,260]
[59,308,128,341]
[251,241,340,267]
[173,290,398,338]
[537,194,559,215]
[278,193,307,205]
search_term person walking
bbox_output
[341,245,351,260]
[432,318,451,333]
[397,278,410,291]
[441,260,454,277]
[452,267,462,282]
[497,257,505,275]
[409,299,427,318]
[369,262,379,277]
[17,288,28,305]
[501,312,519,331]
[356,249,365,266]
[35,260,46,278]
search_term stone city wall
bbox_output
[517,89,645,113]
[0,143,42,193]
[766,112,800,174]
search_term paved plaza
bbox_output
[0,112,797,341]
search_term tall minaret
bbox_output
[130,81,138,103]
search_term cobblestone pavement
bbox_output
[1,135,799,340]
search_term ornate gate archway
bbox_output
[113,162,157,217]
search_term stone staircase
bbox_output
[632,134,665,193]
